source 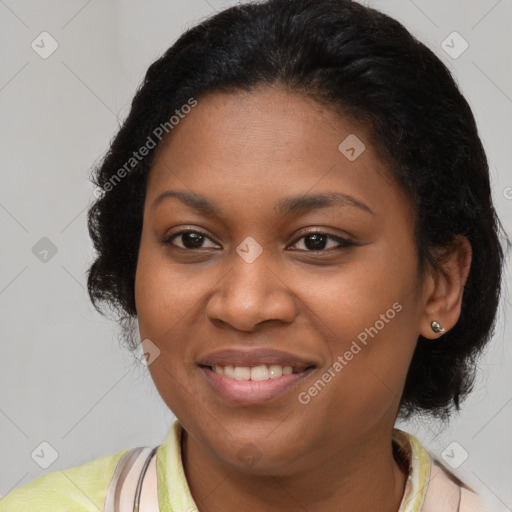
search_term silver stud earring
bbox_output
[431,321,445,334]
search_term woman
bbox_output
[0,0,507,510]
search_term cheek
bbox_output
[134,238,200,340]
[293,302,417,444]
[293,237,418,334]
[291,244,420,422]
[134,242,201,415]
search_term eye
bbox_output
[162,230,220,250]
[288,231,354,252]
[161,229,354,252]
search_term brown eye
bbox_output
[162,230,219,250]
[288,232,354,252]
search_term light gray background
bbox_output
[1,0,511,509]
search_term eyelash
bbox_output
[161,229,354,252]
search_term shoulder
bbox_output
[393,429,504,512]
[424,457,506,512]
[422,458,480,511]
[0,447,129,512]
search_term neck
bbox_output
[181,427,408,512]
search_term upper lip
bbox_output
[197,348,318,371]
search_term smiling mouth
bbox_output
[199,363,316,404]
[201,363,315,381]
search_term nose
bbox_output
[205,251,298,332]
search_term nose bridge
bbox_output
[206,238,296,330]
[226,241,276,309]
[230,244,271,296]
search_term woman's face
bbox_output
[135,86,432,474]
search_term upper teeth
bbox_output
[213,364,294,381]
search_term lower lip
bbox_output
[200,366,314,404]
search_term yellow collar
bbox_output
[155,421,431,512]
[393,428,432,511]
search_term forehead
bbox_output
[146,86,410,220]
[153,87,372,169]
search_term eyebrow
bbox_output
[151,190,375,216]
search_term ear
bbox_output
[420,235,472,339]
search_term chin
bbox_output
[209,435,307,477]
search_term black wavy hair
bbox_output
[86,0,508,420]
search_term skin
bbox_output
[134,85,472,512]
